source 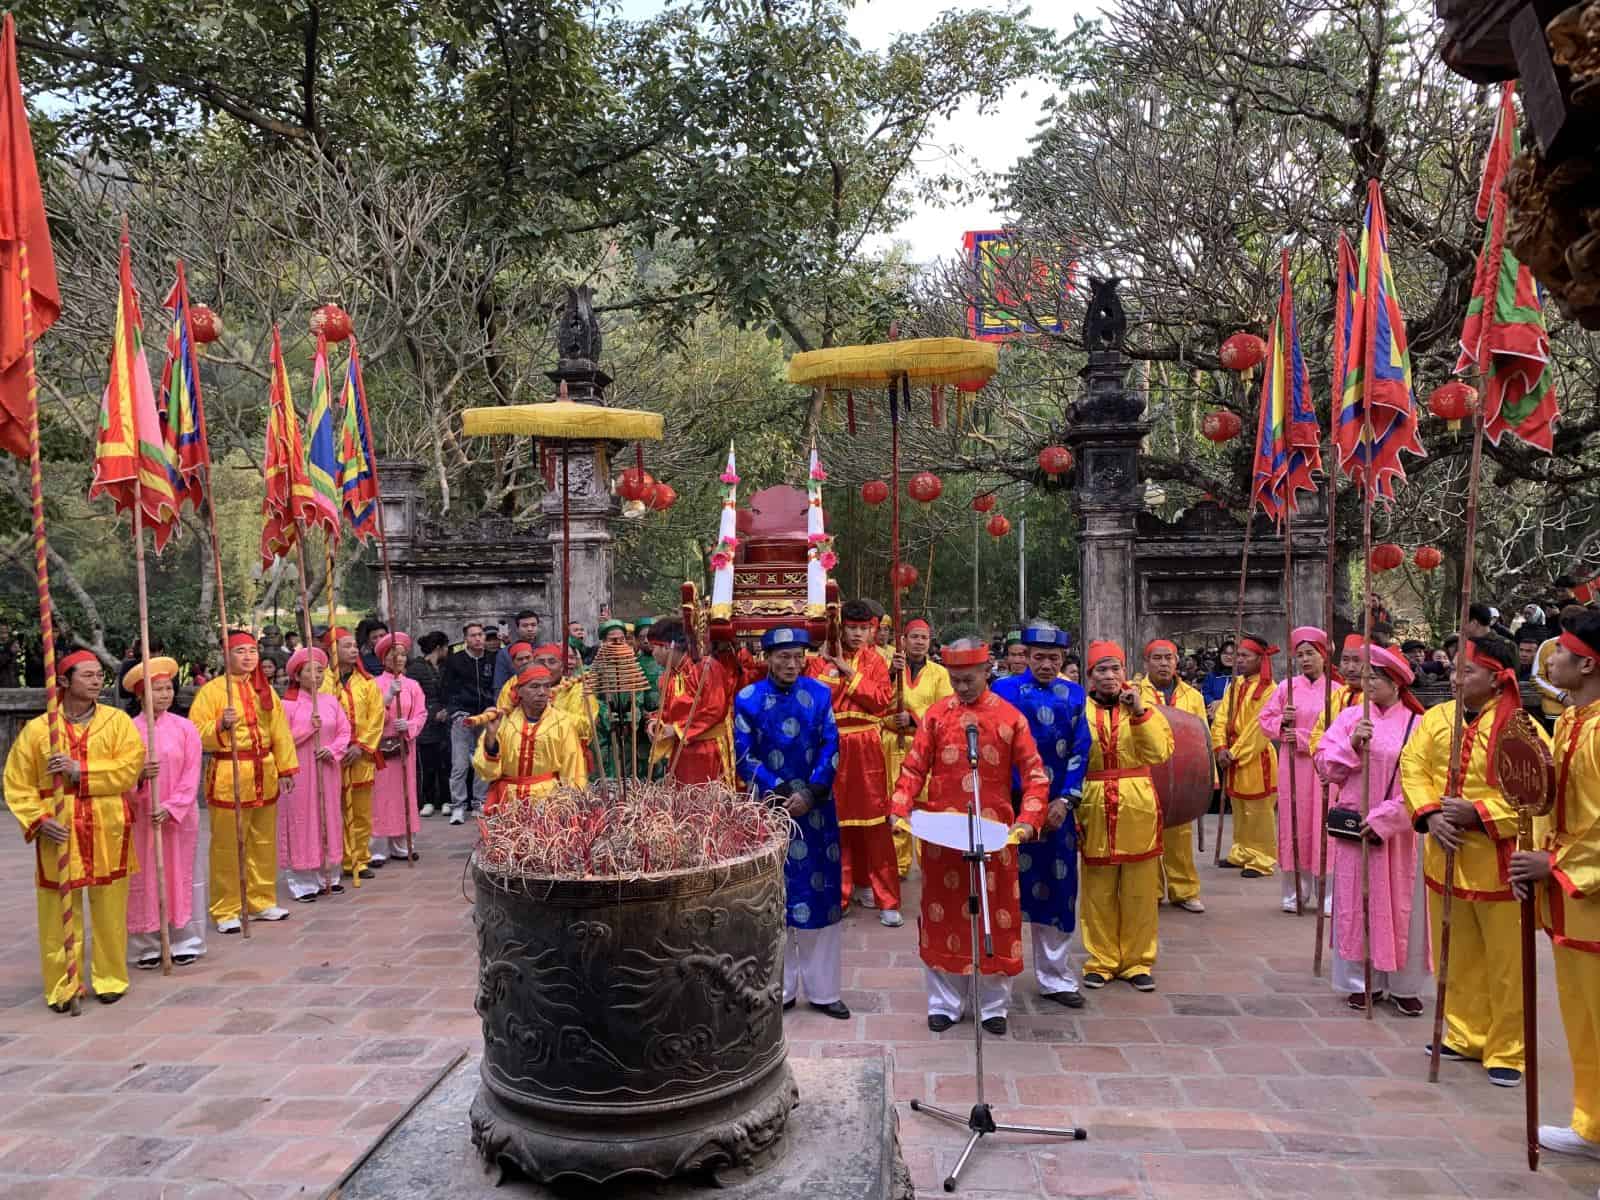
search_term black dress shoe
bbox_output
[1218,859,1242,869]
[329,883,345,894]
[357,868,375,879]
[48,1000,71,1013]
[97,991,125,1005]
[1240,868,1265,879]
[1042,990,1085,1008]
[981,1016,1007,1036]
[782,998,795,1011]
[810,1001,851,1020]
[172,954,197,966]
[928,1014,956,1033]
[368,859,385,869]
[294,893,318,904]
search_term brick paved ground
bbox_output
[1,813,1598,1199]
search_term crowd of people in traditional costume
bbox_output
[6,597,1600,1167]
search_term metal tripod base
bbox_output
[908,1099,1085,1192]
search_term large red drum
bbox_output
[1152,705,1216,827]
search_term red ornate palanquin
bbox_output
[709,486,833,644]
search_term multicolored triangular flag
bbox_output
[260,325,320,568]
[303,333,342,538]
[156,260,210,511]
[1251,248,1321,521]
[336,339,380,543]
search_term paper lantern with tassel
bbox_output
[309,303,353,343]
[1370,542,1405,572]
[1219,332,1266,372]
[861,479,889,506]
[1201,410,1242,443]
[986,513,1012,538]
[971,492,997,513]
[1412,545,1443,570]
[1038,445,1073,476]
[190,304,222,345]
[908,472,943,503]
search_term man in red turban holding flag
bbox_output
[1210,634,1280,878]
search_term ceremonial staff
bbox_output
[1216,499,1256,867]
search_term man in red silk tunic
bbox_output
[892,635,1049,1035]
[808,599,902,924]
[647,619,733,785]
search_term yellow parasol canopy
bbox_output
[460,401,663,441]
[786,337,998,391]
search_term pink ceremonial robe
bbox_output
[128,711,202,934]
[1313,700,1422,972]
[372,672,425,839]
[1258,676,1332,874]
[279,690,350,872]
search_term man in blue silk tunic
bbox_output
[992,620,1092,1007]
[733,626,848,1019]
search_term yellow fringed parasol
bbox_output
[786,337,998,391]
[460,400,663,442]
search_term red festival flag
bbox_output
[260,324,320,568]
[88,223,180,550]
[1456,83,1558,451]
[0,14,59,460]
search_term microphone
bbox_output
[965,721,980,766]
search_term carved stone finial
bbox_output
[1083,277,1127,352]
[556,285,602,364]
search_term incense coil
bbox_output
[591,642,650,695]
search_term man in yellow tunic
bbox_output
[1210,634,1279,877]
[473,665,588,810]
[1516,611,1600,1154]
[1078,640,1174,991]
[5,651,145,1010]
[532,641,597,753]
[1138,638,1208,912]
[324,628,384,880]
[1404,635,1549,1088]
[881,617,951,876]
[189,631,298,932]
[1308,634,1365,756]
[492,642,537,713]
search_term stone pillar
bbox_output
[376,458,428,631]
[540,441,617,642]
[1066,278,1148,656]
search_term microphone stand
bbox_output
[910,722,1085,1192]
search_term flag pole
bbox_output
[291,520,337,890]
[1312,454,1338,976]
[1216,497,1258,867]
[1282,503,1303,914]
[130,479,173,974]
[1356,184,1383,1024]
[19,242,79,1015]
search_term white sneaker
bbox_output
[1175,898,1205,913]
[880,909,904,928]
[449,806,466,825]
[1281,896,1300,913]
[251,906,290,922]
[369,855,388,866]
[1539,1126,1600,1160]
[854,888,877,910]
[215,918,241,934]
[420,804,436,817]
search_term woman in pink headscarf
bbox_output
[125,656,205,968]
[370,632,425,864]
[1312,642,1430,1015]
[1258,626,1336,915]
[278,648,349,902]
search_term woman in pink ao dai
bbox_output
[278,648,350,901]
[370,633,425,864]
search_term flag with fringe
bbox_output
[1251,248,1321,521]
[88,224,180,550]
[1456,82,1558,451]
[157,260,209,510]
[1335,179,1424,499]
[303,333,342,538]
[260,325,319,568]
[336,339,380,543]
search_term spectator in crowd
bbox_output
[493,610,541,692]
[1463,603,1495,640]
[442,622,496,824]
[1202,640,1235,714]
[410,631,452,817]
[567,620,594,665]
[259,625,288,669]
[260,656,281,693]
[1402,640,1429,672]
[283,631,302,656]
[357,620,389,676]
[1063,653,1081,685]
[1516,627,1542,681]
[1422,648,1451,678]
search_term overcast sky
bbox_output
[615,0,1098,264]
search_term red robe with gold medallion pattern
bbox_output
[807,646,894,826]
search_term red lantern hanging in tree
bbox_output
[1427,381,1476,425]
[908,471,943,503]
[1412,545,1443,570]
[890,562,919,590]
[1038,445,1073,476]
[861,479,889,506]
[189,304,222,345]
[310,303,353,343]
[986,513,1012,538]
[618,467,656,501]
[1219,332,1267,373]
[1201,410,1243,443]
[647,482,677,512]
[1370,542,1405,572]
[971,492,997,513]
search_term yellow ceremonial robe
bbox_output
[1078,702,1174,980]
[1138,675,1209,902]
[325,669,384,875]
[1210,676,1278,873]
[1402,697,1550,1071]
[473,705,588,809]
[5,705,145,1005]
[882,659,953,876]
[191,674,298,921]
[1308,683,1362,756]
[1538,700,1600,1137]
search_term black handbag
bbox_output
[1324,712,1415,842]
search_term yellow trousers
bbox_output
[35,877,129,1006]
[892,819,916,878]
[209,804,279,922]
[1429,891,1523,1070]
[1161,822,1199,902]
[342,781,373,875]
[1555,944,1600,1138]
[1227,794,1277,874]
[1081,858,1160,979]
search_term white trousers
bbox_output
[369,836,410,862]
[1031,924,1079,995]
[284,866,337,900]
[128,928,205,961]
[783,925,843,1005]
[925,966,1009,1020]
[1331,865,1430,999]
